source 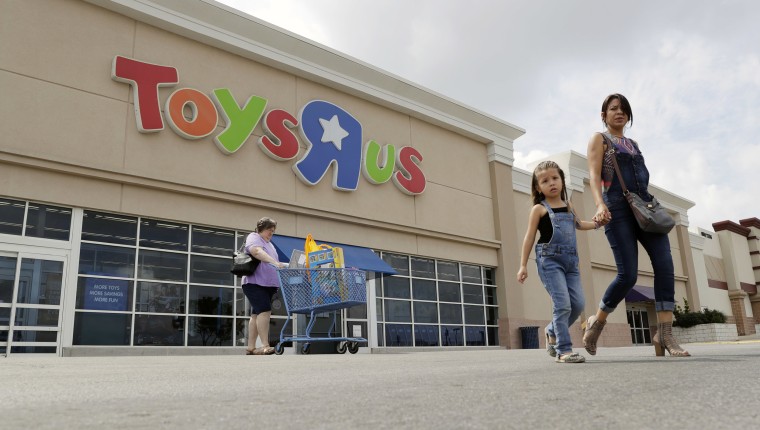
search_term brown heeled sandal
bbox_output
[652,322,690,357]
[583,315,606,356]
[545,331,557,357]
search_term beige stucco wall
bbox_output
[690,232,733,315]
[0,0,508,266]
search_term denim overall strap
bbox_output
[536,201,578,255]
[535,201,584,355]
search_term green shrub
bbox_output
[673,299,726,328]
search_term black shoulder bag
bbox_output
[230,244,261,277]
[603,133,675,234]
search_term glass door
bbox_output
[0,252,66,355]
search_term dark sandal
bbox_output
[245,349,255,355]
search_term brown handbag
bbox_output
[604,133,675,234]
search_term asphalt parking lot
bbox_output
[2,340,759,429]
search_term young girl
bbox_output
[517,161,599,363]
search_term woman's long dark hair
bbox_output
[530,161,568,205]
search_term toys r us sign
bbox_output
[111,56,426,195]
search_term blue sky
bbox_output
[215,0,760,231]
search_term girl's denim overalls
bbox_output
[535,201,585,355]
[601,136,675,312]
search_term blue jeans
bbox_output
[536,244,584,354]
[601,200,675,312]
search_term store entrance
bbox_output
[0,251,67,356]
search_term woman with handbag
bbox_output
[243,217,288,355]
[584,93,690,357]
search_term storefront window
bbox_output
[465,326,486,346]
[377,252,499,348]
[485,286,497,306]
[438,281,461,303]
[81,211,137,245]
[0,198,71,241]
[461,264,482,283]
[441,325,464,346]
[190,255,233,285]
[73,312,131,345]
[462,284,484,304]
[384,299,411,322]
[413,302,438,324]
[411,257,435,278]
[76,277,134,312]
[25,203,71,241]
[411,279,436,301]
[383,276,410,299]
[437,260,459,281]
[134,314,184,346]
[79,243,135,278]
[139,219,188,251]
[463,305,485,325]
[138,250,187,282]
[74,211,248,348]
[484,267,495,285]
[382,253,409,276]
[439,303,462,324]
[135,282,184,313]
[16,259,63,305]
[192,226,235,256]
[188,285,234,316]
[187,316,233,346]
[0,198,25,236]
[385,323,412,346]
[413,325,439,346]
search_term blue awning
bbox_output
[271,235,396,275]
[625,285,655,303]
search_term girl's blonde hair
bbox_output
[530,161,568,205]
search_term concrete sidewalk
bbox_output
[2,342,759,429]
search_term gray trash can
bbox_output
[519,326,540,349]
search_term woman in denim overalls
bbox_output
[518,161,598,363]
[584,93,690,357]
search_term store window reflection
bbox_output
[377,252,499,348]
[187,316,233,346]
[74,210,245,348]
[134,314,184,346]
[17,259,63,305]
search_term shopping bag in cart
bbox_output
[305,234,330,268]
[304,234,344,268]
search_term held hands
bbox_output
[516,266,528,284]
[593,203,612,227]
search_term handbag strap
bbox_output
[601,132,630,196]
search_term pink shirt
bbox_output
[242,232,280,288]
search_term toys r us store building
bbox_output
[5,0,750,357]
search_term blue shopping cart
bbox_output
[273,267,367,355]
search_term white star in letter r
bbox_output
[319,115,349,150]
